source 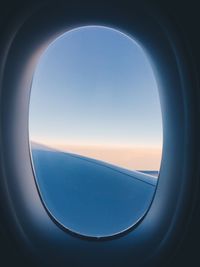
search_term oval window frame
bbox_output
[0,3,195,266]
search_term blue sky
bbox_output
[29,26,162,162]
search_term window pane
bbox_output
[29,26,162,238]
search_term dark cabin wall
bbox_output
[0,1,199,266]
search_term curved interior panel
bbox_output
[29,26,162,238]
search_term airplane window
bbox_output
[29,26,163,238]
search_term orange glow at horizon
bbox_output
[31,139,162,171]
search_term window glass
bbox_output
[29,26,162,238]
